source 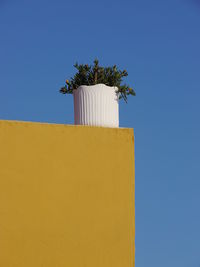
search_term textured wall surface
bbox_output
[0,120,135,267]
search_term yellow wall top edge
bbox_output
[0,119,134,132]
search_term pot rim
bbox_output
[75,83,118,91]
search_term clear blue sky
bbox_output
[1,0,200,266]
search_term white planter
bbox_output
[73,84,119,128]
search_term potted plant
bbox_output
[60,59,136,127]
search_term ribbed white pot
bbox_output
[73,84,119,128]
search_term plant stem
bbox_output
[94,70,98,84]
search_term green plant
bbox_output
[60,59,136,102]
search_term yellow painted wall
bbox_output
[0,120,135,267]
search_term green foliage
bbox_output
[60,59,136,102]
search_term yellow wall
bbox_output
[0,120,135,267]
